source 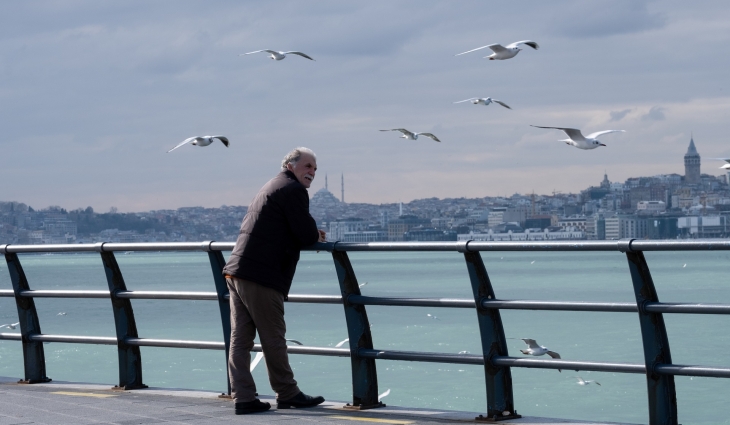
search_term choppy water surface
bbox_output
[1,249,729,424]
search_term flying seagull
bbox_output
[518,338,561,371]
[709,158,730,170]
[241,50,314,61]
[250,339,302,372]
[335,338,349,348]
[0,322,20,330]
[378,388,391,401]
[380,129,441,142]
[454,97,511,109]
[250,352,264,372]
[456,40,539,60]
[531,126,625,150]
[575,376,601,386]
[167,136,230,153]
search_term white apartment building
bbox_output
[329,220,369,241]
[637,201,666,213]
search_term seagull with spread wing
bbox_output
[167,136,230,153]
[709,158,730,170]
[575,376,601,386]
[0,322,20,330]
[241,50,314,61]
[454,97,511,109]
[380,129,441,143]
[518,338,562,371]
[456,40,539,60]
[531,126,625,150]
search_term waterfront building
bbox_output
[678,216,729,238]
[404,228,457,241]
[387,215,431,241]
[637,201,667,214]
[329,219,368,241]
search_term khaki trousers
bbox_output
[227,276,300,403]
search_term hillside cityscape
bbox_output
[2,137,729,245]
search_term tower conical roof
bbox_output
[686,136,698,156]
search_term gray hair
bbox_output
[281,147,317,170]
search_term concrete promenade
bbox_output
[0,377,636,425]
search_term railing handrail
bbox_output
[3,238,730,254]
[3,239,730,424]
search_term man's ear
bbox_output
[286,163,294,171]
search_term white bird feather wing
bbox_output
[585,130,625,139]
[531,126,585,141]
[335,338,349,348]
[487,44,509,54]
[507,40,539,50]
[167,137,199,153]
[454,98,478,103]
[381,128,415,138]
[242,50,278,55]
[521,338,540,348]
[493,100,512,109]
[282,51,314,60]
[455,45,492,56]
[419,133,441,142]
[250,352,264,372]
[210,136,230,147]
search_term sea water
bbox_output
[1,249,729,424]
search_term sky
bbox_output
[2,1,730,212]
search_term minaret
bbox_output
[341,173,344,203]
[684,134,701,184]
[325,174,328,191]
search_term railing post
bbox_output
[331,247,383,409]
[4,251,52,384]
[99,245,147,390]
[462,244,520,421]
[619,239,677,425]
[205,243,232,396]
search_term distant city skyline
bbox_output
[2,1,729,212]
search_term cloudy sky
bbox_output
[2,1,729,212]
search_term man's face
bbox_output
[287,153,317,188]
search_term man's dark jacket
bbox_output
[223,170,319,295]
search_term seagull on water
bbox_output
[378,388,391,401]
[241,50,314,61]
[575,376,601,386]
[168,136,229,153]
[456,40,539,60]
[0,322,20,330]
[359,281,369,288]
[518,338,561,371]
[426,313,440,320]
[454,97,511,109]
[380,129,441,143]
[57,312,67,316]
[531,126,625,150]
[335,338,349,348]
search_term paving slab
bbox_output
[0,376,637,425]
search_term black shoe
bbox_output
[235,399,271,414]
[276,392,325,409]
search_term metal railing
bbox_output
[2,239,730,424]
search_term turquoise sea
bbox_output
[1,249,730,424]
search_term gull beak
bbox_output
[599,143,606,147]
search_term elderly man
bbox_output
[223,147,326,414]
